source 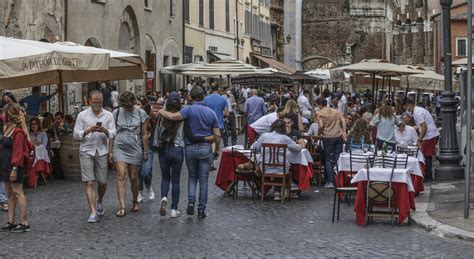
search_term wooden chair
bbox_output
[332,155,368,223]
[373,154,408,169]
[261,143,291,203]
[365,157,399,227]
[231,147,259,199]
[305,136,324,187]
[396,146,419,158]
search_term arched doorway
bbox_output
[118,6,140,55]
[301,55,338,70]
[145,34,157,94]
[162,37,182,92]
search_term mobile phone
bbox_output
[96,122,102,127]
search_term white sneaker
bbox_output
[137,192,144,203]
[159,197,168,216]
[96,202,104,216]
[170,209,181,218]
[274,192,282,201]
[147,187,155,200]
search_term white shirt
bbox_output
[341,95,348,104]
[187,83,193,92]
[73,108,116,156]
[111,91,119,107]
[395,125,418,146]
[249,112,278,135]
[242,88,251,99]
[225,94,235,112]
[337,100,346,114]
[297,95,312,113]
[308,122,319,136]
[413,106,439,140]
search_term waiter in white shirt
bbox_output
[297,90,313,120]
[246,108,283,144]
[73,90,116,223]
[403,98,439,182]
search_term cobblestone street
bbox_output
[1,152,474,257]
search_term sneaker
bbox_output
[137,192,144,203]
[96,203,104,216]
[1,222,16,231]
[274,192,282,201]
[170,209,181,218]
[159,197,168,216]
[87,214,99,223]
[10,223,31,232]
[186,202,195,216]
[210,165,217,171]
[290,192,299,199]
[324,183,335,189]
[197,210,206,219]
[147,187,155,200]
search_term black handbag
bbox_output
[150,115,167,151]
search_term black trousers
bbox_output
[224,112,237,146]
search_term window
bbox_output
[457,37,467,57]
[225,0,230,32]
[199,0,204,26]
[209,0,215,29]
[184,0,190,22]
[144,0,149,8]
[245,8,251,35]
[169,0,175,16]
[185,46,193,64]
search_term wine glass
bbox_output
[363,144,369,153]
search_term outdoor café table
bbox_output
[336,152,425,193]
[350,168,416,226]
[215,146,314,193]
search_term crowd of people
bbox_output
[0,81,440,232]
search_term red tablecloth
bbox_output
[27,160,51,188]
[215,150,314,191]
[354,181,415,226]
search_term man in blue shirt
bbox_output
[19,86,57,117]
[244,89,266,125]
[204,83,228,138]
[159,86,221,220]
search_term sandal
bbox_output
[2,204,8,211]
[131,201,139,212]
[116,207,126,217]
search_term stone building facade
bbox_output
[301,0,400,70]
[0,0,66,112]
[1,0,183,114]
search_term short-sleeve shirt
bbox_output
[204,93,227,129]
[371,115,398,143]
[318,107,343,139]
[113,107,148,135]
[413,106,439,140]
[179,102,218,146]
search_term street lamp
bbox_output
[285,34,292,45]
[435,0,464,180]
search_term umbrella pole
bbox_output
[381,77,385,104]
[406,77,410,96]
[388,77,392,103]
[58,70,65,113]
[372,74,376,105]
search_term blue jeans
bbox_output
[139,149,154,191]
[322,137,343,185]
[0,182,7,203]
[185,143,212,211]
[158,145,184,210]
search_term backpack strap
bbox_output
[115,107,120,130]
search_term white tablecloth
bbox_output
[337,153,424,178]
[224,146,313,166]
[351,168,415,192]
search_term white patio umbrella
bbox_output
[161,60,272,76]
[399,65,444,92]
[0,37,146,111]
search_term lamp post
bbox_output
[435,0,464,180]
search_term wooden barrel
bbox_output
[59,134,82,181]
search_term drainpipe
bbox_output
[64,0,68,41]
[235,0,239,60]
[182,0,186,87]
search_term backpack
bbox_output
[150,115,166,151]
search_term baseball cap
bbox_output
[167,91,180,102]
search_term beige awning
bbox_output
[0,37,146,90]
[252,54,297,74]
[334,59,422,77]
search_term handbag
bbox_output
[150,115,166,151]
